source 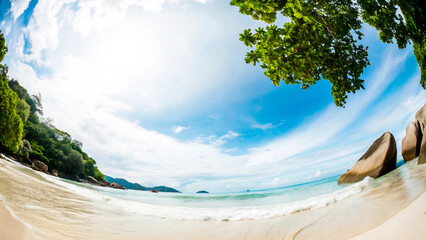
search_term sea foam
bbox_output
[41,172,373,221]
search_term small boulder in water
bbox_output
[32,160,48,173]
[338,132,397,184]
[402,120,422,161]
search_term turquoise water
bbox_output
[51,173,373,221]
[2,153,409,221]
[97,175,344,208]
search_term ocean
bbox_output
[1,154,425,239]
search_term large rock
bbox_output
[338,132,397,184]
[32,160,48,173]
[50,169,58,177]
[401,120,422,161]
[416,103,426,133]
[99,180,110,187]
[86,176,98,184]
[416,103,426,164]
[110,182,125,190]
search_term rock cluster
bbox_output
[81,176,123,189]
[0,153,125,190]
[98,180,111,187]
[339,103,426,184]
[110,182,125,189]
[81,177,115,188]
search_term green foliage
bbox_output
[9,79,43,115]
[93,169,105,181]
[398,0,426,87]
[19,99,105,179]
[0,73,23,152]
[357,0,408,47]
[0,31,6,63]
[66,150,84,176]
[230,0,426,106]
[413,40,426,87]
[358,0,426,86]
[22,117,103,179]
[29,140,48,163]
[16,99,30,123]
[0,31,23,153]
[19,139,32,158]
[85,158,105,181]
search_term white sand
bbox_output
[351,191,426,240]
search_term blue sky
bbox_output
[1,0,425,193]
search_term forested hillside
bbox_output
[0,30,104,181]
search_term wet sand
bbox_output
[0,200,35,240]
[1,190,425,240]
[1,156,425,240]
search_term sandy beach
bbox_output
[351,191,426,240]
[1,191,425,240]
[0,200,35,240]
[1,156,425,240]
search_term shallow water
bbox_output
[0,155,425,240]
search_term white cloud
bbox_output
[22,0,77,64]
[10,0,31,21]
[307,170,326,180]
[252,122,273,130]
[251,120,285,130]
[70,0,167,36]
[4,0,425,193]
[196,131,239,147]
[270,177,287,186]
[172,125,190,134]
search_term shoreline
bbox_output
[0,199,35,240]
[1,156,425,239]
[1,190,425,240]
[351,191,426,240]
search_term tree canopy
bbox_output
[0,31,23,153]
[10,80,105,180]
[7,78,105,180]
[230,0,426,107]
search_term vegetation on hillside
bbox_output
[231,0,426,107]
[0,30,104,181]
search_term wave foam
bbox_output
[104,177,372,221]
[40,170,373,221]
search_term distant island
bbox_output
[105,176,180,193]
[196,190,209,194]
